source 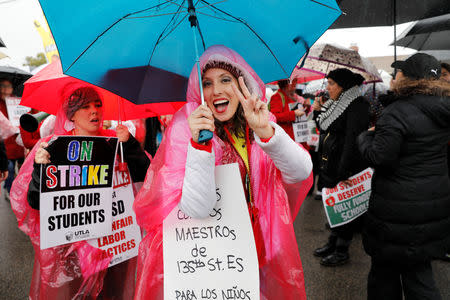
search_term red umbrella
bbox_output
[21,60,184,120]
[290,66,325,83]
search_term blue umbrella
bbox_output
[39,0,341,141]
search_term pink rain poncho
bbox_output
[10,82,136,300]
[133,45,313,300]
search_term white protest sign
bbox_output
[39,136,118,249]
[5,96,30,127]
[290,103,309,143]
[163,163,260,300]
[322,168,373,227]
[87,164,142,267]
[0,110,19,139]
[293,121,309,143]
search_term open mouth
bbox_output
[90,118,100,124]
[213,99,229,113]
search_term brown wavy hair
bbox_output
[214,103,254,143]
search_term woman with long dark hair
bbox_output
[133,45,313,300]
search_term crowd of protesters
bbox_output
[0,48,449,300]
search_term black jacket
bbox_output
[0,141,7,171]
[358,79,450,262]
[315,96,370,188]
[27,134,150,210]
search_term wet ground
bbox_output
[1,184,448,300]
[294,194,450,300]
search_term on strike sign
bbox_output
[39,136,118,249]
[322,168,373,228]
[163,163,260,300]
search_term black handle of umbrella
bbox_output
[198,129,213,143]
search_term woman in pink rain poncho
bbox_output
[10,85,149,299]
[133,45,313,300]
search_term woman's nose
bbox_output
[89,105,98,114]
[213,83,222,95]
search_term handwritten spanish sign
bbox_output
[163,163,260,300]
[322,168,373,227]
[6,96,30,127]
[39,136,118,249]
[87,163,142,267]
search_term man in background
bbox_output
[0,78,25,200]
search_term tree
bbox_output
[23,52,47,68]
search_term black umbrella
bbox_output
[0,37,5,48]
[331,0,450,28]
[0,66,32,96]
[328,0,450,60]
[421,50,450,64]
[394,14,450,51]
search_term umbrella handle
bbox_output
[198,129,214,143]
[116,95,127,171]
[118,141,128,172]
[189,2,213,143]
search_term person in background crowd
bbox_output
[269,79,306,140]
[312,68,370,266]
[441,62,450,178]
[0,78,25,200]
[301,92,319,195]
[290,78,312,115]
[441,63,450,83]
[133,45,313,300]
[144,117,161,157]
[144,115,172,157]
[0,141,8,183]
[362,82,387,127]
[358,53,449,300]
[440,62,450,263]
[441,62,450,181]
[130,118,147,148]
[310,92,328,200]
[10,86,150,300]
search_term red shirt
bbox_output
[269,90,296,139]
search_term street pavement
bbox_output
[1,184,449,300]
[294,195,450,300]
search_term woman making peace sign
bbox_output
[133,45,313,300]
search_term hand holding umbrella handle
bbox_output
[116,121,128,172]
[198,129,213,143]
[118,141,128,172]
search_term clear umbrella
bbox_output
[296,43,382,83]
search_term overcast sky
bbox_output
[0,0,416,71]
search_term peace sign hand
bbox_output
[232,77,274,139]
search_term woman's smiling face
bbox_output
[202,68,240,122]
[71,99,103,135]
